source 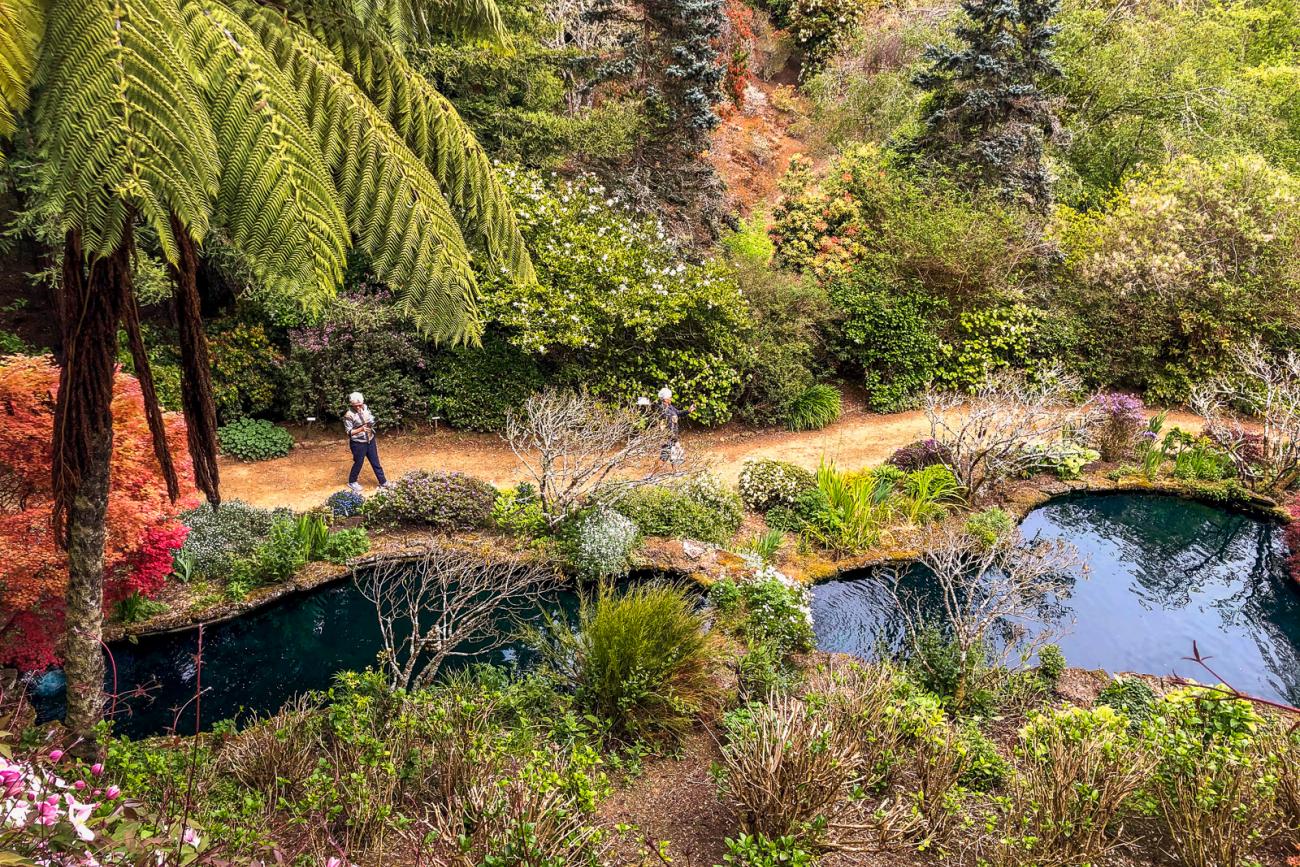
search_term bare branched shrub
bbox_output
[923,369,1084,500]
[806,660,906,792]
[216,694,320,801]
[505,388,684,526]
[891,523,1081,710]
[1192,342,1300,493]
[1273,724,1300,832]
[984,705,1154,866]
[357,544,559,691]
[718,693,878,853]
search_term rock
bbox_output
[682,539,709,560]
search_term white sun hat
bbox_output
[657,387,673,400]
[348,391,364,404]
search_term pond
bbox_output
[813,493,1300,705]
[31,575,585,739]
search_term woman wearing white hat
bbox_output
[656,387,696,470]
[344,391,388,493]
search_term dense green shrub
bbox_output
[533,582,718,744]
[283,290,435,429]
[322,528,370,564]
[738,459,817,513]
[362,470,496,530]
[491,486,547,537]
[614,476,743,544]
[424,333,545,431]
[179,501,291,578]
[832,278,939,412]
[1036,644,1066,685]
[480,166,751,423]
[786,0,872,70]
[721,833,815,866]
[1095,676,1157,728]
[784,383,842,431]
[1052,154,1300,402]
[964,507,1014,549]
[1142,687,1284,867]
[957,722,1009,791]
[217,418,294,462]
[206,321,284,423]
[710,572,815,660]
[1021,441,1101,480]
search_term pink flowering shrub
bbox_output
[1285,495,1300,587]
[0,746,204,864]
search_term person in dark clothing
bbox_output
[656,387,695,470]
[344,391,388,492]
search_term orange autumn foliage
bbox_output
[0,355,197,670]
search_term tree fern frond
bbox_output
[295,7,533,284]
[0,0,40,141]
[35,0,218,261]
[237,2,482,342]
[284,0,504,44]
[182,0,348,310]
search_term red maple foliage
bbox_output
[0,355,197,670]
[1286,493,1300,588]
[719,0,757,112]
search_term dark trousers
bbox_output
[349,438,387,485]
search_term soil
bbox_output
[220,396,1215,511]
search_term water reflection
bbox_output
[812,494,1300,705]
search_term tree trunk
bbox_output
[168,214,220,505]
[54,230,132,748]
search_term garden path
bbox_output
[218,402,1211,511]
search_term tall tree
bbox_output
[0,0,533,744]
[905,0,1065,211]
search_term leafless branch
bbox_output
[356,545,560,691]
[504,388,687,526]
[889,522,1083,707]
[923,369,1085,501]
[1191,341,1300,494]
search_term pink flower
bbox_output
[48,750,64,762]
[35,799,59,825]
[65,794,95,841]
[182,827,201,848]
[74,780,87,790]
[104,785,120,800]
[90,763,103,776]
[0,768,21,798]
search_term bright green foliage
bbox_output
[1053,0,1300,206]
[933,304,1039,391]
[900,464,962,524]
[533,582,718,744]
[786,0,873,71]
[481,165,751,423]
[709,573,814,660]
[799,461,898,553]
[425,333,544,431]
[784,383,842,431]
[738,459,817,513]
[216,418,294,462]
[1095,676,1157,728]
[721,833,815,866]
[1021,441,1100,480]
[833,280,939,412]
[614,476,744,545]
[492,486,548,537]
[207,321,284,422]
[1036,644,1065,684]
[964,507,1013,549]
[0,0,39,146]
[957,722,1009,791]
[1052,154,1300,402]
[322,527,369,564]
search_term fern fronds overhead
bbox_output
[0,0,40,141]
[240,3,482,342]
[284,0,505,44]
[182,0,349,309]
[300,12,534,285]
[35,0,218,262]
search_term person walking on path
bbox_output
[344,391,388,493]
[655,387,695,471]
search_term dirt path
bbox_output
[219,401,1210,511]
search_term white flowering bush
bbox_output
[712,562,815,658]
[480,165,751,423]
[738,459,817,513]
[574,507,640,579]
[788,0,873,69]
[179,500,292,578]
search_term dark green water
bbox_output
[813,494,1300,704]
[31,577,583,739]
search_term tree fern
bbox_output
[34,0,218,261]
[278,1,533,284]
[241,3,481,341]
[0,0,40,141]
[183,0,348,307]
[306,0,506,43]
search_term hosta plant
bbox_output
[217,418,294,462]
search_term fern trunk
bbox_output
[54,230,132,749]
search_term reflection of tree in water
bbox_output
[1029,496,1261,606]
[814,494,1300,706]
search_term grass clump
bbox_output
[532,582,719,745]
